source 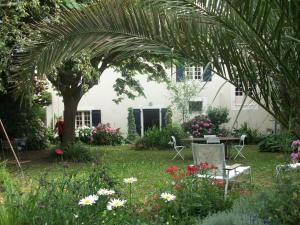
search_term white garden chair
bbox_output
[169,136,185,160]
[233,134,247,159]
[192,143,251,196]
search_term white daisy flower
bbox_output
[160,192,176,202]
[123,177,137,184]
[107,198,127,210]
[97,188,115,196]
[78,195,99,206]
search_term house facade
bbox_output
[46,66,274,136]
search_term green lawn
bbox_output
[7,144,292,200]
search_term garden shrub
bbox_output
[51,142,93,162]
[135,124,184,149]
[258,132,295,152]
[25,117,51,150]
[232,122,263,144]
[165,107,173,125]
[226,175,300,225]
[207,107,230,133]
[0,95,50,151]
[182,115,214,137]
[92,123,123,145]
[160,124,185,148]
[75,126,92,144]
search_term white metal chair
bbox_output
[233,134,247,159]
[192,143,251,196]
[169,136,185,160]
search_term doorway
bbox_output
[143,109,160,132]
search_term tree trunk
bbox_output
[62,92,80,146]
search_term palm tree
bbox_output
[15,0,300,135]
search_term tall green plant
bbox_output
[127,107,139,142]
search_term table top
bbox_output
[182,136,240,141]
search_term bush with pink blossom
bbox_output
[92,123,123,145]
[182,115,215,137]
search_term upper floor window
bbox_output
[176,65,212,82]
[235,78,253,96]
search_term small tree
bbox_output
[165,107,173,125]
[127,107,138,142]
[167,77,202,123]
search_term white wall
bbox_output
[46,68,274,135]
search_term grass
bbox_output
[5,144,293,201]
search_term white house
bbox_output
[46,65,274,136]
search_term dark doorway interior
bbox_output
[143,109,159,132]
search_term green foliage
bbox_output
[135,124,184,149]
[0,166,119,225]
[92,123,123,145]
[150,168,233,224]
[231,176,300,225]
[233,122,262,144]
[51,142,92,162]
[0,97,50,150]
[0,164,24,225]
[165,107,173,125]
[207,107,229,133]
[199,210,265,225]
[76,126,92,144]
[258,132,295,152]
[127,107,139,142]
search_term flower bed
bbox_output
[92,123,123,145]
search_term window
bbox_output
[235,78,253,96]
[76,110,101,128]
[176,65,212,82]
[235,79,243,96]
[76,111,91,128]
[185,66,203,80]
[189,101,203,113]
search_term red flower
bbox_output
[187,165,199,174]
[165,165,179,174]
[54,148,64,155]
[199,162,209,169]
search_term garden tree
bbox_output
[4,0,166,145]
[167,77,203,123]
[15,0,300,136]
[127,107,139,142]
[47,54,166,144]
[0,0,59,144]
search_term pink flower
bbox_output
[291,140,300,148]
